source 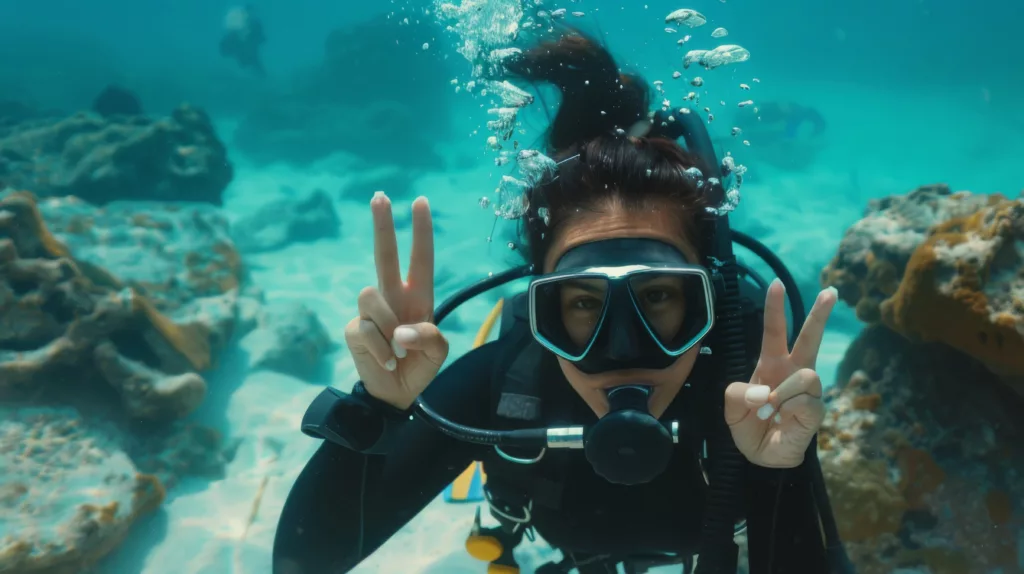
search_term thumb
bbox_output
[724,382,771,426]
[393,322,449,366]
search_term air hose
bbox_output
[694,214,748,573]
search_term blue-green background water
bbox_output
[1,0,1021,572]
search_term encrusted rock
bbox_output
[820,316,1024,573]
[0,104,232,205]
[231,189,340,254]
[0,407,165,573]
[0,191,258,421]
[0,190,244,570]
[822,184,1024,386]
[240,301,335,382]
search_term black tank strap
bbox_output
[496,342,547,421]
[484,295,574,512]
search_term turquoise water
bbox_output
[1,0,1022,573]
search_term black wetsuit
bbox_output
[273,340,828,574]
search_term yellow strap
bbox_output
[474,299,505,348]
[450,461,480,500]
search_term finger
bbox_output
[357,286,404,358]
[770,368,823,406]
[371,191,403,305]
[789,286,839,369]
[344,317,395,371]
[753,369,821,423]
[406,196,435,302]
[393,322,450,367]
[778,392,825,432]
[724,381,765,427]
[759,278,789,359]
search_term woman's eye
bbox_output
[571,297,602,310]
[644,289,670,304]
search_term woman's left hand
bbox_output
[724,279,838,468]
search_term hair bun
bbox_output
[504,30,650,154]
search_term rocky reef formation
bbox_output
[232,12,455,169]
[0,104,232,205]
[824,183,1024,393]
[819,183,1024,573]
[231,189,340,254]
[0,190,258,572]
[240,301,335,383]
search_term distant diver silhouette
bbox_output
[220,5,266,75]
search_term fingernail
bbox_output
[745,385,771,404]
[372,190,386,202]
[391,336,407,359]
[394,326,419,346]
[384,357,397,371]
[825,286,839,298]
[773,412,782,424]
[757,403,775,420]
[389,335,405,358]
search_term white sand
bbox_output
[103,79,1019,573]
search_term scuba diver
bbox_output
[728,102,827,171]
[273,30,854,574]
[220,5,266,75]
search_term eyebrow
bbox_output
[562,279,606,294]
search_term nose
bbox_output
[605,302,642,360]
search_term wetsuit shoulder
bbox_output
[272,341,503,574]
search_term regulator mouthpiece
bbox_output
[584,385,675,485]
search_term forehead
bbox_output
[544,203,698,272]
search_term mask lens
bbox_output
[627,270,711,353]
[532,275,609,358]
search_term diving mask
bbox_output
[529,237,715,373]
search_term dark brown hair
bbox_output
[504,31,716,270]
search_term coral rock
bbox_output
[0,407,165,573]
[821,326,1024,573]
[231,189,340,254]
[241,301,334,382]
[0,191,257,421]
[823,183,1024,384]
[0,104,232,205]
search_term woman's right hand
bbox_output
[343,192,449,410]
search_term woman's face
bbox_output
[543,199,704,419]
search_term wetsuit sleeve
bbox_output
[744,460,828,573]
[272,341,500,574]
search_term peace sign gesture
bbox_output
[724,279,839,468]
[343,192,449,410]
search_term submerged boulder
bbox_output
[0,191,256,570]
[0,407,165,574]
[0,191,260,417]
[823,183,1024,394]
[231,189,340,254]
[820,183,1024,573]
[0,104,232,205]
[819,326,1024,573]
[240,301,335,382]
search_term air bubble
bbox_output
[665,9,706,28]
